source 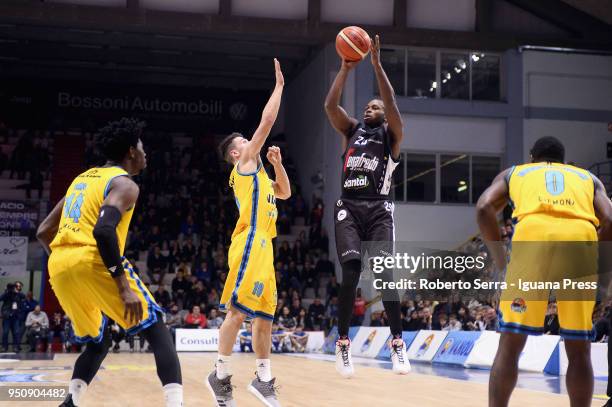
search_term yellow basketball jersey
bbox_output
[507,162,598,226]
[50,166,134,258]
[229,160,277,239]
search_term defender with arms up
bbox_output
[207,59,290,407]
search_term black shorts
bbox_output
[334,198,394,264]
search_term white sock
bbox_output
[216,354,231,380]
[163,383,183,407]
[256,359,272,382]
[69,379,87,406]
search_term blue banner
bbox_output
[376,331,418,360]
[432,331,481,366]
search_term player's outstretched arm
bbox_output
[266,146,291,200]
[243,58,284,166]
[476,168,511,269]
[36,197,65,255]
[371,35,403,159]
[324,60,359,147]
[93,176,143,324]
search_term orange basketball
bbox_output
[335,26,371,62]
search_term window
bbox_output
[404,153,436,202]
[407,50,436,98]
[472,53,501,101]
[441,154,469,203]
[472,156,501,201]
[376,47,502,102]
[394,152,501,205]
[393,158,406,201]
[378,48,405,96]
[441,53,469,100]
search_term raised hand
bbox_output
[274,58,284,87]
[266,146,282,166]
[370,34,381,67]
[341,59,360,71]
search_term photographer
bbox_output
[1,282,27,352]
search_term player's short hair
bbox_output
[218,132,243,164]
[530,136,565,163]
[96,117,145,162]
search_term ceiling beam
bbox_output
[505,0,612,37]
[0,0,610,50]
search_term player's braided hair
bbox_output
[95,117,146,162]
[218,132,243,164]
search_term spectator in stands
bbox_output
[47,312,66,352]
[483,307,498,331]
[1,282,26,352]
[207,308,224,329]
[153,285,172,309]
[25,305,49,352]
[64,316,79,353]
[171,270,190,307]
[290,325,309,353]
[184,305,207,329]
[351,288,367,327]
[110,320,124,353]
[147,245,168,284]
[405,310,422,331]
[326,275,339,302]
[289,297,304,318]
[185,280,207,311]
[307,298,326,330]
[301,260,319,297]
[445,314,463,331]
[370,311,384,327]
[240,324,253,353]
[544,302,560,335]
[326,296,339,330]
[165,304,183,343]
[315,252,334,278]
[271,323,289,353]
[437,314,449,330]
[278,306,297,332]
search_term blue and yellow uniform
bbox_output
[499,162,599,340]
[219,160,278,320]
[48,167,161,343]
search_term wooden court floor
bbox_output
[1,352,597,407]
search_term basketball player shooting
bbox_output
[207,58,289,407]
[36,118,183,407]
[324,34,411,378]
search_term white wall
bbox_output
[232,0,308,20]
[402,114,505,154]
[394,204,478,242]
[524,119,611,168]
[406,0,475,32]
[321,0,394,26]
[523,51,612,110]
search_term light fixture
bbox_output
[430,81,437,89]
[454,67,461,73]
[471,54,480,62]
[457,185,467,192]
[444,71,451,80]
[459,180,466,185]
[442,78,448,84]
[457,59,467,70]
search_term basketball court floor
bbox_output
[0,352,607,406]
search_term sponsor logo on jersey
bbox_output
[336,200,343,207]
[341,249,360,257]
[345,154,379,171]
[511,298,527,313]
[337,209,347,221]
[344,175,369,189]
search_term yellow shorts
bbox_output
[48,248,161,343]
[499,216,597,341]
[220,229,276,320]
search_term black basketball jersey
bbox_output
[340,123,399,200]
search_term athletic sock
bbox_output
[256,359,272,382]
[69,378,87,406]
[163,383,183,407]
[216,354,231,380]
